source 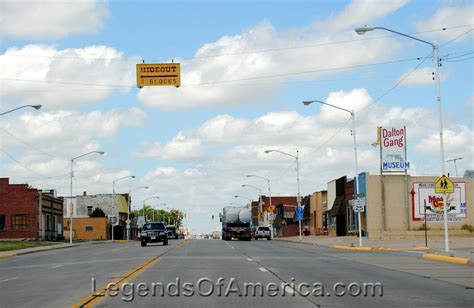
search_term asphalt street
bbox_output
[0,239,472,307]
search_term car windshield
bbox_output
[143,223,165,230]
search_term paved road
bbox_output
[0,239,472,307]
[0,240,178,307]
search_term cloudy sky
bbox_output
[1,0,472,234]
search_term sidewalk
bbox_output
[276,235,473,263]
[0,240,110,260]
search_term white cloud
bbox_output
[0,107,146,157]
[415,2,474,42]
[134,133,206,162]
[0,0,109,39]
[0,45,136,109]
[137,0,406,111]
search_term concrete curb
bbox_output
[422,253,471,265]
[0,241,108,260]
[330,245,429,251]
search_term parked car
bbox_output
[254,226,271,240]
[166,225,179,239]
[141,222,168,247]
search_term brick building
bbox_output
[0,178,63,240]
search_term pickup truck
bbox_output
[140,222,168,247]
[254,226,271,240]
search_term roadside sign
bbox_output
[352,197,365,213]
[435,175,454,194]
[296,207,303,221]
[136,63,180,88]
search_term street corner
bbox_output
[422,253,471,265]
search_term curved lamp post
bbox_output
[303,99,362,246]
[69,151,105,245]
[112,175,135,241]
[355,26,448,251]
[142,196,160,221]
[265,149,302,240]
[0,104,41,116]
[127,186,148,240]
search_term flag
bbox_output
[371,127,381,147]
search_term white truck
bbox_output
[254,226,271,240]
[221,206,252,241]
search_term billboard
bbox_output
[412,182,467,222]
[381,126,410,171]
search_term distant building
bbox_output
[63,191,130,240]
[464,170,474,179]
[0,178,64,240]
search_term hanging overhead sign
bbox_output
[136,63,180,88]
[380,126,410,171]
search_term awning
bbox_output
[330,196,345,216]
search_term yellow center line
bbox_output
[72,239,190,308]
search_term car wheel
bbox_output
[255,237,258,240]
[163,239,168,246]
[141,241,147,247]
[267,237,271,240]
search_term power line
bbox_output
[1,25,471,63]
[0,128,56,158]
[0,147,53,179]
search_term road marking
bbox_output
[112,249,120,252]
[72,239,190,308]
[0,277,18,283]
[231,247,235,249]
[258,267,267,272]
[51,265,62,269]
[247,258,253,261]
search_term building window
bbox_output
[12,214,30,231]
[87,206,93,216]
[0,215,5,231]
[85,226,93,232]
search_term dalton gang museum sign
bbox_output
[381,126,410,171]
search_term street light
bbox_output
[303,99,362,246]
[446,157,462,177]
[246,175,273,227]
[229,202,245,207]
[153,203,167,221]
[0,104,42,116]
[265,149,303,240]
[142,196,160,220]
[355,26,448,251]
[234,195,252,205]
[112,175,135,242]
[69,150,105,245]
[127,186,149,241]
[242,184,263,226]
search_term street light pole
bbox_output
[446,158,462,177]
[303,100,362,246]
[246,174,273,236]
[242,184,263,226]
[0,104,42,116]
[127,186,149,241]
[142,196,160,221]
[69,151,105,245]
[112,175,135,242]
[265,149,302,240]
[355,26,449,251]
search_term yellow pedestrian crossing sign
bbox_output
[435,175,454,194]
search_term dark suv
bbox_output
[141,222,168,247]
[166,225,179,239]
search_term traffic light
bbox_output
[212,215,214,220]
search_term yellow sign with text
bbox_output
[136,63,180,88]
[435,175,454,194]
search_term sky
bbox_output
[0,0,473,234]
